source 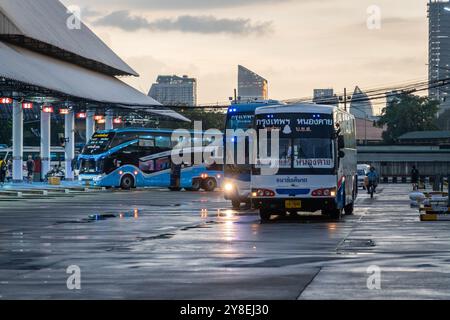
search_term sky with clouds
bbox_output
[62,0,430,111]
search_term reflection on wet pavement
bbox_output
[1,186,450,299]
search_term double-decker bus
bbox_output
[252,103,357,221]
[78,129,223,191]
[223,100,283,209]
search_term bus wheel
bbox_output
[344,203,354,215]
[202,178,217,192]
[232,200,241,210]
[120,174,134,190]
[186,179,201,192]
[322,209,342,220]
[330,209,343,220]
[259,210,272,222]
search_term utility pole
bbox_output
[365,115,368,145]
[343,88,347,111]
[234,89,237,104]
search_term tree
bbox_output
[376,94,439,143]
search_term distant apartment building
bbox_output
[313,88,339,106]
[149,75,197,107]
[428,0,450,113]
[238,65,268,101]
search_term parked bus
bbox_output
[223,100,284,209]
[78,128,223,191]
[252,103,357,221]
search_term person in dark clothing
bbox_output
[0,159,6,185]
[411,166,420,191]
[26,155,35,183]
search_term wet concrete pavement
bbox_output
[0,185,449,300]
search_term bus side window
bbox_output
[139,159,155,173]
[155,157,171,171]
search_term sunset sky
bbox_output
[62,0,431,112]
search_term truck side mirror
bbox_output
[339,150,346,159]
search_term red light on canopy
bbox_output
[97,119,106,124]
[42,106,54,113]
[0,97,13,104]
[22,103,33,109]
[76,112,87,119]
[94,115,104,121]
[113,118,122,124]
[59,108,70,115]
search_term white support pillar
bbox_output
[65,111,75,181]
[40,108,51,180]
[86,109,96,143]
[105,109,114,131]
[12,93,23,183]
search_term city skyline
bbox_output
[62,0,431,110]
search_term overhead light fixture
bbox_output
[0,97,13,104]
[76,112,87,119]
[59,108,70,115]
[42,106,54,113]
[22,103,33,110]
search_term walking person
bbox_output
[411,165,420,191]
[6,159,12,182]
[0,158,6,186]
[26,155,35,184]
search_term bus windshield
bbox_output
[226,113,254,130]
[82,133,115,155]
[225,112,255,176]
[256,112,335,171]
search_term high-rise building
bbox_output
[149,75,197,107]
[238,65,268,101]
[349,86,374,119]
[428,0,450,113]
[313,89,339,106]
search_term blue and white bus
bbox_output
[78,129,223,191]
[252,103,357,221]
[223,100,284,209]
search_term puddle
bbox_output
[55,209,141,225]
[337,238,376,253]
[137,233,175,241]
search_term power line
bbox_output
[158,76,450,111]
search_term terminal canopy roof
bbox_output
[0,0,138,76]
[0,41,190,122]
